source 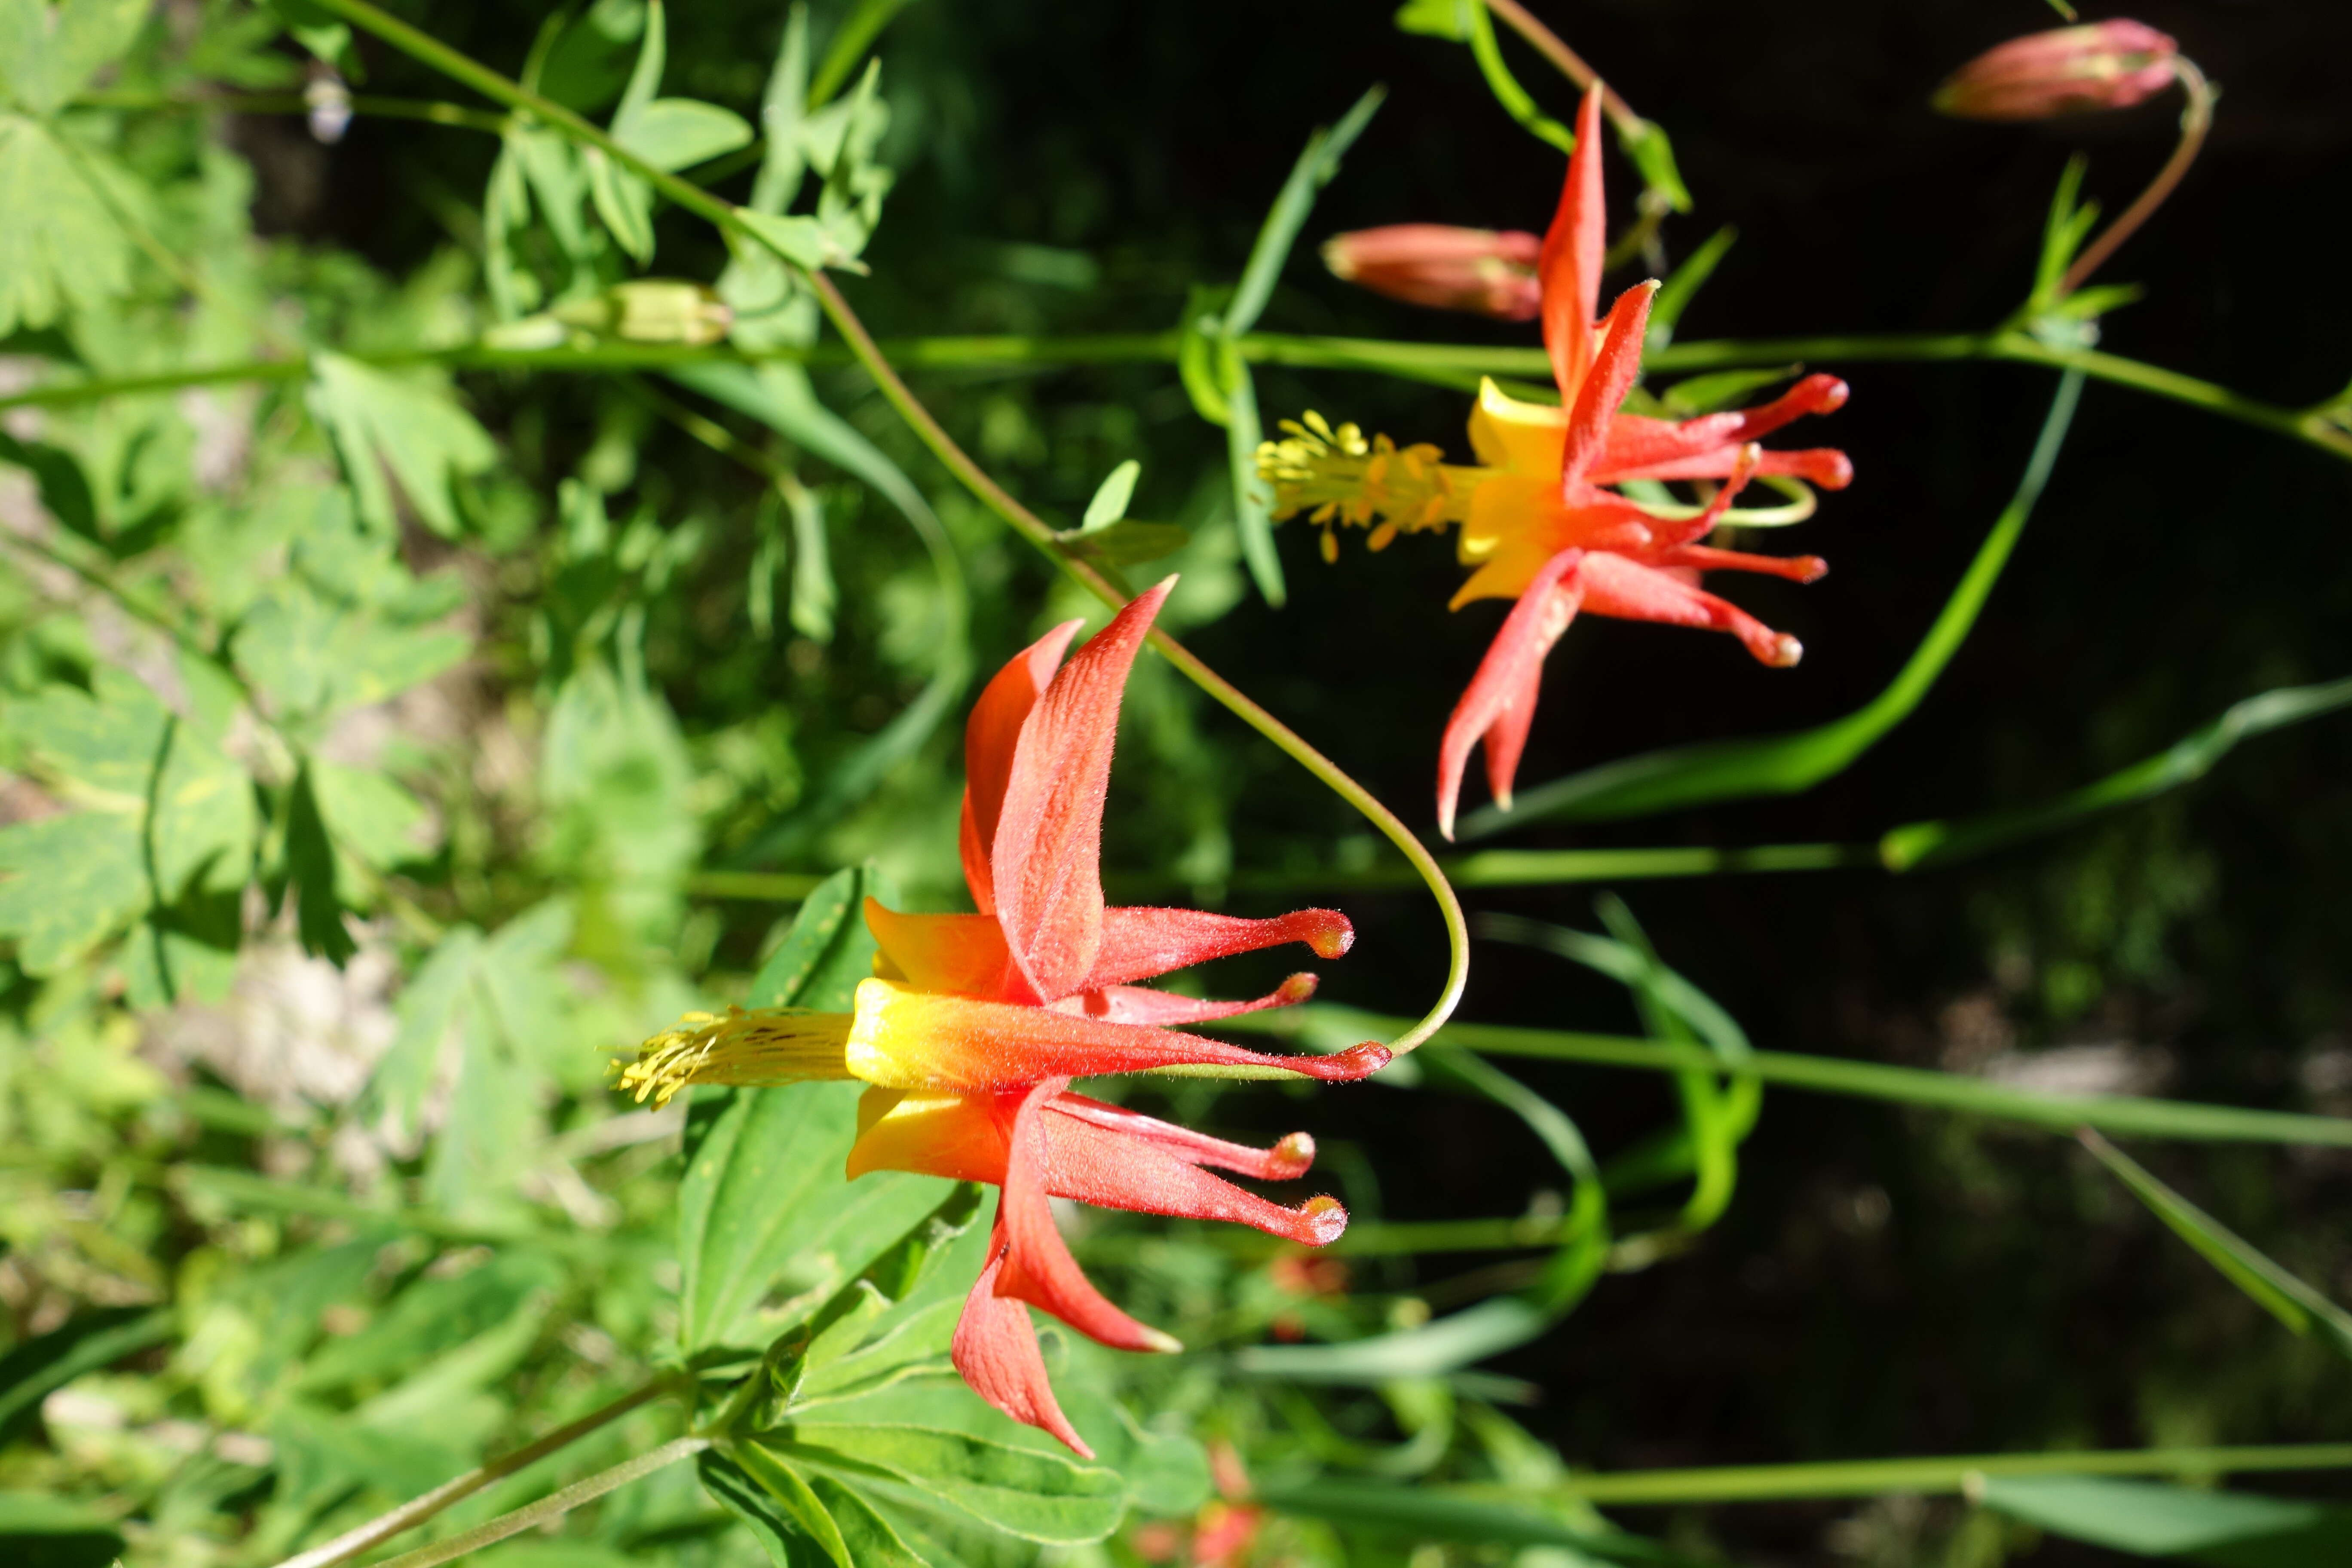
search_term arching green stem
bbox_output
[300,0,1468,1054]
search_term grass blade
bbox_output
[1882,675,2352,869]
[2079,1130,2352,1358]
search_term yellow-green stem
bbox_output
[304,0,1469,1055]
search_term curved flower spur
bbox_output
[1264,86,1855,838]
[622,579,1383,1452]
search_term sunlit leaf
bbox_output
[0,0,149,116]
[1979,1474,2352,1566]
[306,352,499,539]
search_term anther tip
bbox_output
[1271,1131,1318,1178]
[1304,911,1356,960]
[1300,1194,1350,1246]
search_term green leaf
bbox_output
[309,758,429,873]
[1223,86,1383,337]
[1459,369,2084,835]
[1458,0,1572,156]
[2080,1131,2352,1361]
[805,1472,934,1568]
[746,6,810,216]
[726,1443,860,1567]
[1080,459,1140,529]
[5,665,168,806]
[1882,674,2352,870]
[808,0,921,109]
[259,0,359,79]
[0,115,130,334]
[306,352,499,539]
[700,1451,838,1568]
[232,579,469,725]
[628,98,754,170]
[0,808,148,973]
[1978,1475,2352,1566]
[367,926,481,1142]
[0,1490,121,1568]
[1646,227,1736,348]
[0,1306,172,1442]
[151,718,254,899]
[769,1424,1125,1544]
[296,1250,563,1393]
[0,0,149,116]
[1061,519,1190,569]
[586,0,667,262]
[680,1083,947,1354]
[534,0,644,113]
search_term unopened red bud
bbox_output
[1933,20,2180,121]
[1321,224,1543,321]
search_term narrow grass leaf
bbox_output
[2080,1130,2352,1359]
[1883,675,2352,869]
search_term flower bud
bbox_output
[552,280,734,345]
[1321,225,1542,320]
[1933,20,2179,122]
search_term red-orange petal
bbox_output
[1539,86,1608,402]
[1036,1102,1347,1246]
[952,1217,1093,1457]
[1591,374,1851,484]
[1083,905,1353,990]
[991,581,1175,1002]
[995,1078,1179,1354]
[1576,549,1802,666]
[864,899,1032,1002]
[963,620,1084,915]
[1049,1093,1318,1181]
[1437,547,1586,839]
[1558,281,1657,489]
[845,977,1391,1090]
[1057,974,1318,1028]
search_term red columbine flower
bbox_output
[1932,20,2180,121]
[1322,224,1543,321]
[622,579,1382,1452]
[1259,86,1853,839]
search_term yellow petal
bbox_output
[1467,377,1568,476]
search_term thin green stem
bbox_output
[270,1375,689,1568]
[1479,0,1640,137]
[802,272,1469,1054]
[12,326,2343,461]
[1550,1442,2352,1505]
[305,0,1467,1054]
[364,1436,708,1568]
[1221,1008,2352,1148]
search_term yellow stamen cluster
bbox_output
[616,1006,855,1107]
[1256,411,1479,562]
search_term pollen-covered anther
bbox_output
[1256,412,1479,557]
[615,1004,854,1106]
